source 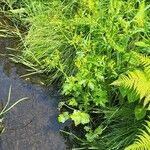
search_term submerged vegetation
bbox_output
[0,0,150,149]
[0,86,28,134]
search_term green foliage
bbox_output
[112,54,150,120]
[134,105,147,120]
[58,112,70,123]
[125,119,150,150]
[81,105,144,150]
[58,110,90,126]
[85,126,104,143]
[112,51,150,113]
[70,110,90,126]
[1,0,150,149]
[112,69,150,110]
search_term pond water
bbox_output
[0,38,70,150]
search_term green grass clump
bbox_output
[1,0,150,149]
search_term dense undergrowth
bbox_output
[0,0,150,149]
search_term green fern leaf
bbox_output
[134,53,150,76]
[136,53,150,67]
[112,70,150,108]
[125,119,150,150]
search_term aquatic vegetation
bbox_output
[0,86,28,134]
[0,0,150,149]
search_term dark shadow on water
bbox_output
[0,38,72,150]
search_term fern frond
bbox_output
[112,70,150,108]
[136,53,150,67]
[134,53,150,76]
[124,119,150,150]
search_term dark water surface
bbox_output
[0,38,69,150]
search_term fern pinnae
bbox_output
[112,69,150,109]
[125,119,150,150]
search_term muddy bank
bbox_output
[0,38,70,150]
